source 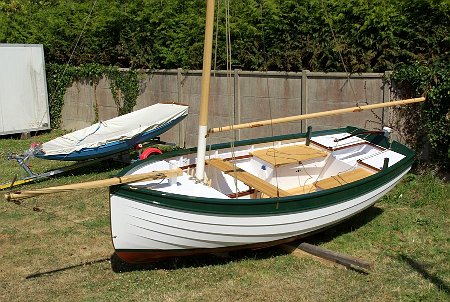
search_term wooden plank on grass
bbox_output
[282,242,374,271]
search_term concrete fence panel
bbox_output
[60,69,392,148]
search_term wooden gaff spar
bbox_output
[4,169,182,201]
[209,97,425,134]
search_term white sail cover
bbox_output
[42,103,188,156]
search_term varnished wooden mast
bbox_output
[195,0,215,181]
[209,97,426,134]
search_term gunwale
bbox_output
[110,126,415,216]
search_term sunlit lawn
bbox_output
[0,131,448,301]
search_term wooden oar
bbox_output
[209,97,426,133]
[4,168,182,201]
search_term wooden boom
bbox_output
[208,97,425,134]
[4,168,182,201]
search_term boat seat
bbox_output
[206,158,290,198]
[314,168,373,190]
[285,183,317,195]
[250,145,328,167]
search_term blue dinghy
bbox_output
[35,103,188,161]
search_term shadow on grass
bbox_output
[110,206,383,273]
[397,253,450,295]
[25,257,111,279]
[110,246,288,273]
[66,158,130,176]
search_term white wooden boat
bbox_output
[110,127,415,263]
[108,0,422,263]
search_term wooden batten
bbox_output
[314,168,373,190]
[286,184,317,195]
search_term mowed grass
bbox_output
[0,131,449,302]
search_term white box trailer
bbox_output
[0,44,50,135]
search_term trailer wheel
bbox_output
[139,147,163,160]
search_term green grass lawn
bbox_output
[0,131,448,302]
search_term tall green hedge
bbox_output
[1,0,448,72]
[1,0,448,166]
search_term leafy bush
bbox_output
[46,63,140,128]
[392,60,450,168]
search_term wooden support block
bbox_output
[20,132,31,140]
[282,242,373,271]
[279,244,334,267]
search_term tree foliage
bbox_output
[392,60,450,168]
[1,0,448,72]
[1,0,449,165]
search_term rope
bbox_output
[65,0,98,68]
[224,0,239,196]
[258,2,283,199]
[213,0,221,73]
[320,0,383,129]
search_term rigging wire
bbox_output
[38,0,99,133]
[213,0,221,74]
[258,1,282,200]
[320,1,355,94]
[320,0,383,130]
[224,0,240,197]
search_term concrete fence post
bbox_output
[234,69,241,140]
[383,71,393,127]
[301,70,309,132]
[177,68,186,147]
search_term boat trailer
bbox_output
[1,138,164,190]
